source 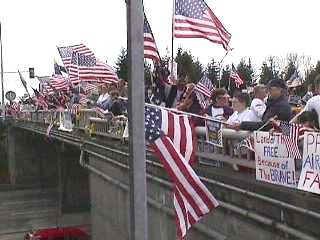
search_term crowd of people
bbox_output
[4,65,320,138]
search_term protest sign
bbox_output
[298,132,320,194]
[58,111,73,132]
[254,131,296,188]
[205,120,222,147]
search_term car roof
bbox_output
[32,227,88,238]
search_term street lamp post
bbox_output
[126,0,148,240]
[0,22,4,115]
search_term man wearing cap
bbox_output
[241,79,292,130]
[262,79,292,121]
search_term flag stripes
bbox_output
[174,0,231,50]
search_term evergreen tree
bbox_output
[175,47,203,83]
[259,60,276,85]
[206,58,219,85]
[219,65,230,89]
[115,48,128,80]
[305,61,320,86]
[236,58,254,88]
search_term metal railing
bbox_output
[14,108,255,169]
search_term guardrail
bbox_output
[14,109,254,170]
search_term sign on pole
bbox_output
[254,131,297,188]
[298,132,320,194]
[5,91,16,102]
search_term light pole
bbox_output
[0,22,4,115]
[126,0,148,240]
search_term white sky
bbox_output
[0,0,319,99]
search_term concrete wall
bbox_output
[87,140,320,240]
[8,122,320,240]
[6,126,90,214]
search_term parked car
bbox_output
[24,227,89,240]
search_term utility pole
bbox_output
[126,0,148,240]
[0,22,4,115]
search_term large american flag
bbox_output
[230,64,244,88]
[194,76,214,109]
[57,44,94,71]
[279,122,302,159]
[145,106,218,239]
[174,0,231,50]
[58,44,118,84]
[144,13,160,63]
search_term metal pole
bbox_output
[0,22,5,116]
[171,0,175,77]
[126,0,148,240]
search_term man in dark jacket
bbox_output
[241,79,292,130]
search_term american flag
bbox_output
[46,122,54,139]
[80,81,99,95]
[43,75,69,94]
[32,88,48,110]
[58,44,118,84]
[95,107,108,119]
[194,76,214,109]
[71,104,80,115]
[174,0,231,50]
[144,13,160,63]
[145,106,218,239]
[57,44,94,72]
[238,136,254,152]
[279,122,302,159]
[79,94,89,106]
[230,64,244,88]
[9,102,20,116]
[54,61,67,75]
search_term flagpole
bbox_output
[218,50,230,89]
[171,0,175,78]
[0,22,4,116]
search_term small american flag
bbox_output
[145,106,218,239]
[54,61,67,75]
[95,107,108,119]
[80,82,99,95]
[32,88,48,110]
[230,64,244,88]
[144,13,160,63]
[46,75,69,94]
[194,76,214,109]
[174,0,231,50]
[238,136,254,152]
[279,122,302,159]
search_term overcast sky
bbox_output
[0,0,319,99]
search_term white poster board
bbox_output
[254,131,297,188]
[298,132,320,194]
[58,111,73,132]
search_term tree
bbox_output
[206,58,219,85]
[115,48,128,80]
[236,58,254,87]
[219,65,230,89]
[259,57,282,85]
[144,61,152,87]
[115,48,154,84]
[175,47,203,83]
[305,61,320,87]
